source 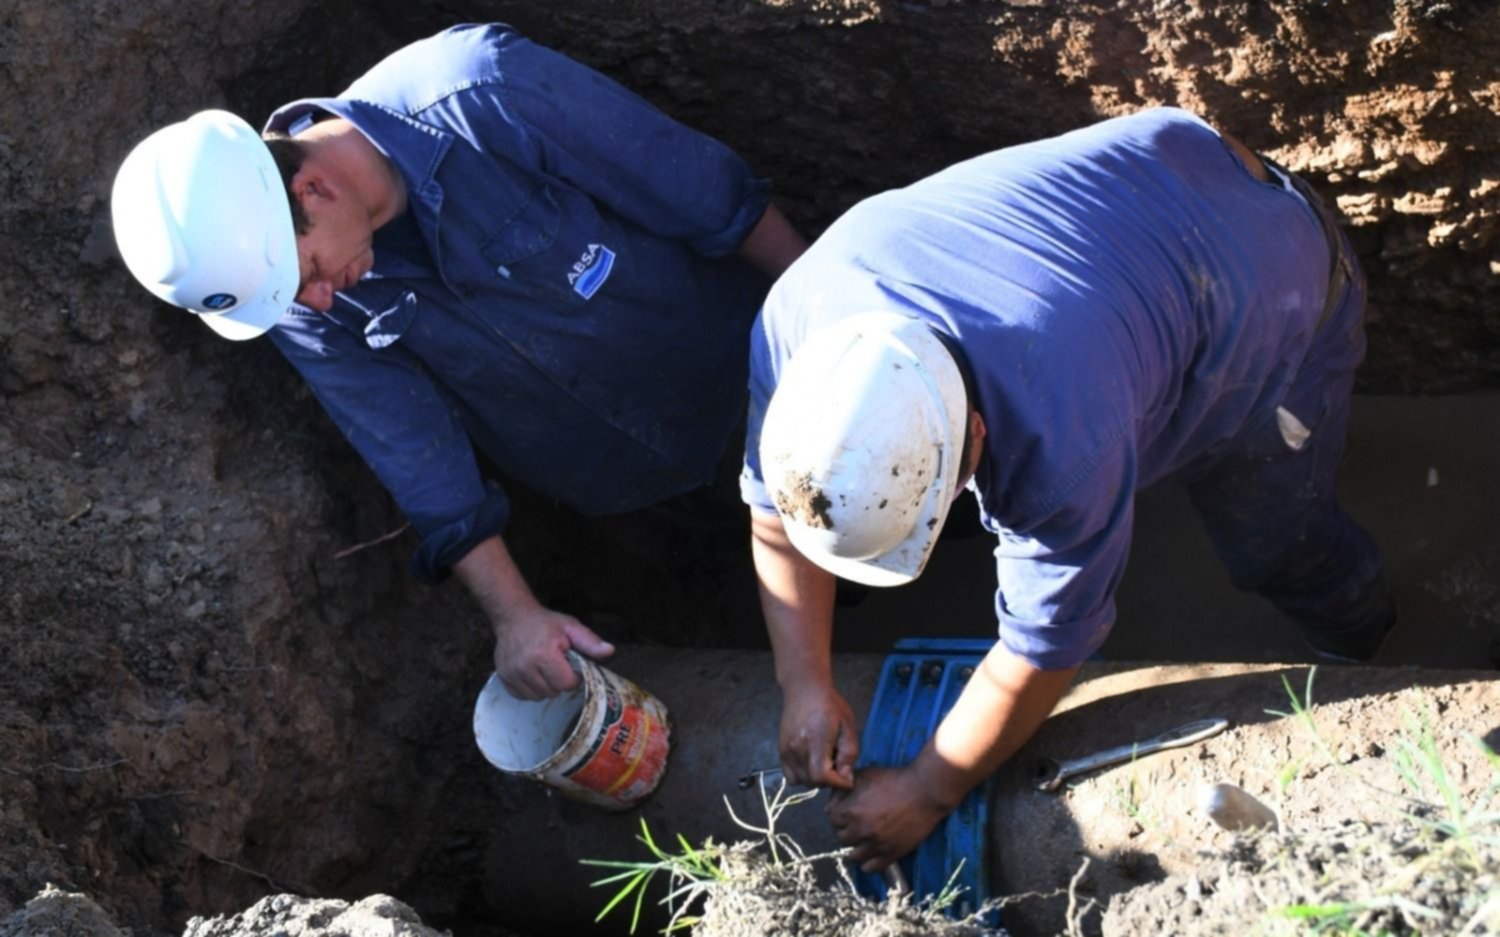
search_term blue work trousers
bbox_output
[1186,207,1390,644]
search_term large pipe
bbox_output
[473,647,1498,936]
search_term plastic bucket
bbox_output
[472,651,672,810]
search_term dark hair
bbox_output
[262,133,310,235]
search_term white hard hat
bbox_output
[110,110,298,341]
[760,311,969,587]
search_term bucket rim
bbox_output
[472,654,598,775]
[530,651,606,776]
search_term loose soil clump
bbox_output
[690,844,1003,937]
[0,886,124,937]
[772,472,835,530]
[182,894,445,937]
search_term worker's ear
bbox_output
[289,163,334,211]
[968,410,987,473]
[968,410,987,463]
[955,408,987,494]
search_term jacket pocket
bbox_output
[480,184,615,310]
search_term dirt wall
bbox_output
[1,0,1497,933]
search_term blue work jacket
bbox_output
[744,108,1353,668]
[264,25,771,581]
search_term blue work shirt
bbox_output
[263,25,771,581]
[743,108,1339,668]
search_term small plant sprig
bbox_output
[722,774,820,866]
[1266,667,1334,779]
[926,856,970,915]
[582,779,823,934]
[1390,709,1500,869]
[581,818,726,934]
[1267,666,1421,810]
[1106,760,1184,854]
[1274,893,1444,932]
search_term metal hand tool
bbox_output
[881,862,910,896]
[1034,716,1229,792]
[736,765,789,790]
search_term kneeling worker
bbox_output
[740,107,1393,870]
[111,25,806,702]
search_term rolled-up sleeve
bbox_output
[268,308,508,583]
[484,34,771,256]
[994,442,1137,669]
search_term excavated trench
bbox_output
[2,1,1499,935]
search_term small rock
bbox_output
[1199,781,1279,832]
[1185,874,1203,901]
[51,484,91,521]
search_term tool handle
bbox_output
[1074,717,1229,769]
[1034,717,1230,792]
[736,765,784,790]
[1140,717,1230,749]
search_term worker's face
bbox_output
[290,173,375,313]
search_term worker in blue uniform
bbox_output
[111,24,807,701]
[741,108,1392,870]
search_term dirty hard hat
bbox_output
[760,311,968,587]
[110,110,297,341]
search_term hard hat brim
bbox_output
[196,164,299,341]
[196,268,295,340]
[789,530,932,587]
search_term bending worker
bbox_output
[741,107,1393,869]
[112,24,806,700]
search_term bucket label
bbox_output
[561,681,668,802]
[564,682,624,772]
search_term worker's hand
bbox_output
[492,606,614,700]
[778,683,858,791]
[827,764,950,872]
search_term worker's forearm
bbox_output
[452,535,541,627]
[912,643,1080,810]
[750,511,837,689]
[737,204,808,279]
